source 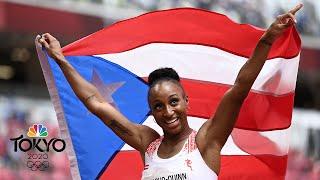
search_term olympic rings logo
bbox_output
[26,160,50,171]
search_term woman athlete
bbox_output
[37,4,302,179]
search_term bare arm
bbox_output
[37,33,159,153]
[196,4,303,173]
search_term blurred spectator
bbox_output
[68,0,320,36]
[16,0,320,36]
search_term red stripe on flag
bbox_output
[185,79,294,130]
[100,151,287,180]
[142,77,293,130]
[100,151,143,180]
[219,155,287,180]
[62,8,300,59]
[231,128,287,156]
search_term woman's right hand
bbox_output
[36,33,65,62]
[261,3,303,44]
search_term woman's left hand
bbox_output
[263,3,303,43]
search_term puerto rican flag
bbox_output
[36,8,301,180]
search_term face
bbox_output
[148,81,188,135]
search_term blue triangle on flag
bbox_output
[47,55,150,179]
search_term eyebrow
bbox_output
[151,94,179,104]
[168,94,179,99]
[151,100,161,104]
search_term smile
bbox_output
[165,117,178,124]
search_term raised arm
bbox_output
[197,4,303,173]
[37,33,159,153]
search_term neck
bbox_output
[163,125,193,145]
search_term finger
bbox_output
[277,23,291,29]
[35,34,41,41]
[35,34,42,46]
[285,13,297,24]
[289,3,303,15]
[287,18,295,26]
[39,37,50,49]
[275,17,295,31]
[41,33,57,43]
[277,13,296,24]
[277,14,288,24]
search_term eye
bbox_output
[153,103,163,111]
[170,98,179,106]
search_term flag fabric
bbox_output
[36,8,301,180]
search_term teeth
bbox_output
[166,118,178,124]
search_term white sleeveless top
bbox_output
[142,130,218,180]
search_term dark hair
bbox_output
[148,67,180,87]
[147,68,186,101]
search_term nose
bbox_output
[163,105,174,118]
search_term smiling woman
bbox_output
[144,68,217,179]
[148,68,190,136]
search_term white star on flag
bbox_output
[91,69,125,110]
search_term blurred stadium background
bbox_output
[0,0,319,179]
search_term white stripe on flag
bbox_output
[96,43,299,95]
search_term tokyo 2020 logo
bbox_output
[10,124,66,171]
